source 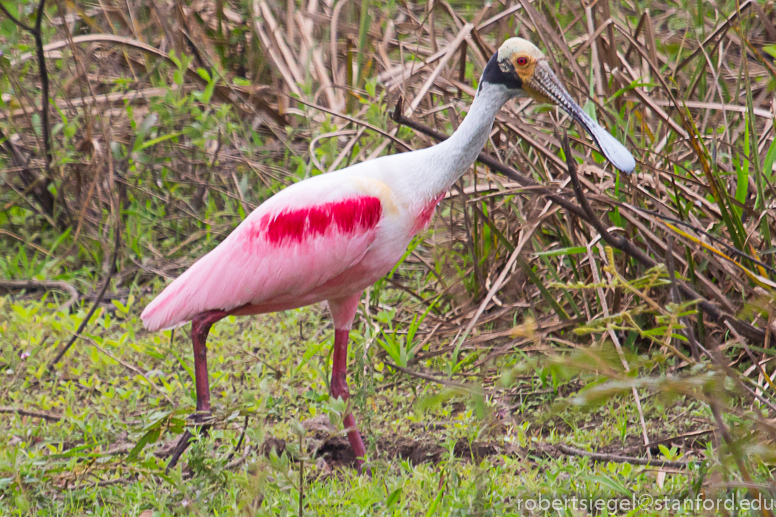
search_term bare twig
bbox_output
[0,406,62,422]
[292,95,413,151]
[47,212,121,369]
[618,428,715,455]
[224,414,250,464]
[0,0,55,213]
[458,215,543,345]
[665,236,700,361]
[555,444,691,469]
[384,361,471,390]
[708,388,771,517]
[406,24,473,115]
[587,244,651,450]
[0,279,79,312]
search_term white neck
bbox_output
[414,83,512,200]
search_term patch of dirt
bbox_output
[453,438,500,462]
[389,437,445,465]
[387,437,500,465]
[257,433,503,470]
[261,437,287,457]
[315,435,356,468]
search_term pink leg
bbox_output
[330,328,370,474]
[191,310,228,414]
[166,309,227,471]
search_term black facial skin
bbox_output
[479,52,523,92]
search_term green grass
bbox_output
[1,294,724,516]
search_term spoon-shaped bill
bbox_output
[530,62,636,174]
[571,106,636,174]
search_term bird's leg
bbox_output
[166,309,227,472]
[330,328,369,474]
[191,312,225,416]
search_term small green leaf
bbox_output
[137,132,183,151]
[583,474,632,497]
[763,137,776,181]
[126,427,161,462]
[386,487,402,507]
[424,482,445,517]
[535,246,587,257]
[196,68,211,82]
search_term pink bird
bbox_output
[141,38,634,473]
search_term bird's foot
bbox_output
[357,459,373,478]
[343,413,371,477]
[189,409,214,425]
[165,410,213,473]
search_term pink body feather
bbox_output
[140,173,438,332]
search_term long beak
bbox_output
[528,61,636,174]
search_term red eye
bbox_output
[516,57,528,66]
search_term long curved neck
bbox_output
[418,83,511,199]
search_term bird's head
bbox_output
[480,37,635,174]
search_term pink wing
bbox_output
[141,176,384,331]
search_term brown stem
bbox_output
[665,235,701,361]
[0,0,60,224]
[47,206,121,369]
[556,444,689,469]
[32,0,51,176]
[709,389,772,517]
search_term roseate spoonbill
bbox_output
[141,37,635,472]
